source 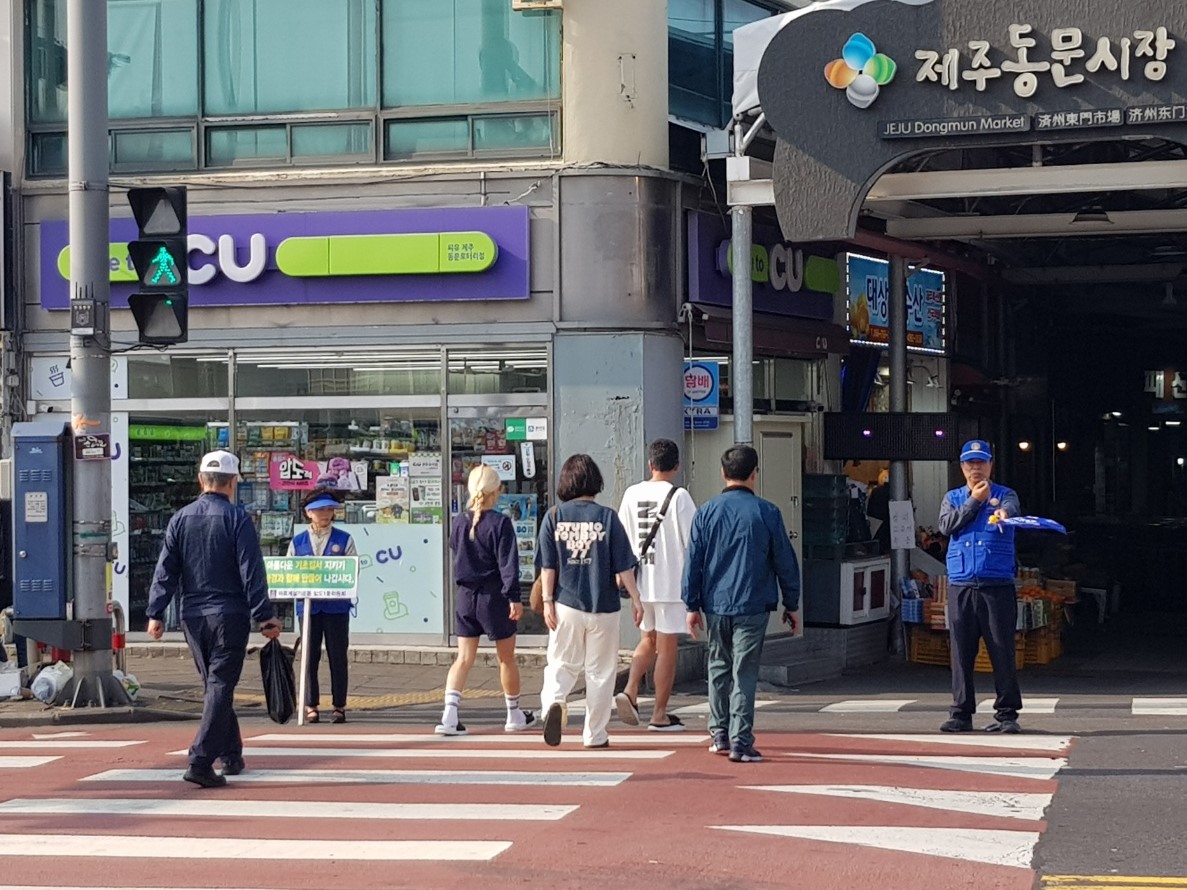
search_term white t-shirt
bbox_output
[617,480,697,603]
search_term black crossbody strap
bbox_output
[638,485,679,560]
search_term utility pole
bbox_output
[61,0,127,707]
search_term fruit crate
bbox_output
[908,626,950,666]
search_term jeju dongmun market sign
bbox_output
[756,0,1187,241]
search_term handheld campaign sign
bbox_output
[990,516,1067,534]
[265,555,359,725]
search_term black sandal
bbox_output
[331,709,346,724]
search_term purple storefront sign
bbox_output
[686,211,835,321]
[39,205,530,310]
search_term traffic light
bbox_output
[126,186,188,345]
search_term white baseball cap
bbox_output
[199,449,240,476]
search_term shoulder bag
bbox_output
[621,484,680,597]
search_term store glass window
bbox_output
[447,347,548,395]
[120,414,227,632]
[447,409,550,636]
[235,408,445,635]
[206,127,288,166]
[126,355,229,400]
[236,351,443,398]
[203,0,377,115]
[112,130,196,171]
[27,0,199,124]
[381,0,560,108]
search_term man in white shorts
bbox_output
[615,439,697,731]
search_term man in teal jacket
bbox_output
[938,439,1023,734]
[683,445,800,763]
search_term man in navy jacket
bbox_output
[683,445,800,763]
[147,450,281,787]
[938,439,1023,734]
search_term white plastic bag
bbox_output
[0,663,20,700]
[30,661,74,704]
[112,669,140,701]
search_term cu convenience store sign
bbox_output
[40,206,530,309]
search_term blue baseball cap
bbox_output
[960,439,993,462]
[304,494,341,511]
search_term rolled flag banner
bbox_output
[989,515,1067,534]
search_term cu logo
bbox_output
[375,546,404,565]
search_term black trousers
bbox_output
[182,612,249,769]
[948,583,1023,722]
[305,612,350,710]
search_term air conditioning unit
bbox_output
[512,0,563,11]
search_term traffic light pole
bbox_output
[62,0,128,708]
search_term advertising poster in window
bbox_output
[496,493,538,583]
[329,524,444,635]
[846,253,945,353]
[376,475,410,524]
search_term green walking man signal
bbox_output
[126,186,188,346]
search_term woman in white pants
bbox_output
[536,454,643,748]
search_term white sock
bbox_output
[505,694,524,722]
[441,689,461,725]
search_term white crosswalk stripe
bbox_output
[0,834,510,862]
[980,697,1059,714]
[0,757,60,769]
[0,741,143,750]
[247,732,707,745]
[820,700,916,713]
[1131,697,1187,716]
[168,745,673,761]
[84,767,631,786]
[0,798,577,821]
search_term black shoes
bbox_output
[940,717,974,733]
[220,757,246,776]
[986,719,1022,734]
[543,702,565,747]
[183,765,227,788]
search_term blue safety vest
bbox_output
[944,484,1017,584]
[292,526,354,616]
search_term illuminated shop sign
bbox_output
[846,253,945,353]
[39,206,530,309]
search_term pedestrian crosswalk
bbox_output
[729,696,1187,716]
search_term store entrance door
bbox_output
[758,425,804,635]
[446,406,551,642]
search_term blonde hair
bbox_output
[467,464,502,539]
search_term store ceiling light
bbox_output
[1167,420,1182,427]
[1056,441,1069,451]
[1149,425,1161,431]
[1017,440,1032,451]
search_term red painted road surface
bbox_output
[0,722,1065,890]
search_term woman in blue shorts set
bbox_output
[436,464,535,735]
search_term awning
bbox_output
[691,303,850,359]
[731,0,935,120]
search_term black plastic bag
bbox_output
[259,638,296,724]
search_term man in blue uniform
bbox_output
[147,450,281,787]
[938,440,1023,734]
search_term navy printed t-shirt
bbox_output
[535,499,637,614]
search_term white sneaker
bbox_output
[434,721,467,736]
[504,711,537,733]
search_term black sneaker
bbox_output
[543,702,565,747]
[709,731,730,754]
[220,756,246,776]
[985,719,1022,734]
[183,765,227,789]
[728,742,763,763]
[940,717,974,733]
